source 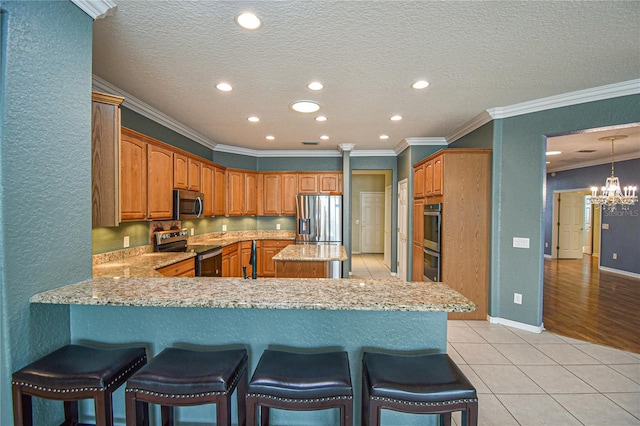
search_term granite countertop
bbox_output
[93,252,197,278]
[31,277,476,313]
[272,244,348,262]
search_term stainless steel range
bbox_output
[154,228,222,277]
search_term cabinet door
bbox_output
[201,163,214,216]
[120,133,147,221]
[298,174,318,193]
[147,144,174,220]
[412,243,423,282]
[173,152,188,190]
[188,158,201,191]
[319,173,340,193]
[280,174,298,215]
[229,249,240,277]
[413,199,423,246]
[260,240,288,277]
[244,172,258,215]
[263,173,281,215]
[213,166,226,216]
[424,161,434,195]
[226,170,244,215]
[432,155,443,196]
[413,164,425,198]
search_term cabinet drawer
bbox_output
[157,258,195,277]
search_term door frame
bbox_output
[551,188,600,260]
[397,178,408,281]
[360,191,385,253]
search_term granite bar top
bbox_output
[272,244,348,261]
[93,252,196,278]
[31,277,476,313]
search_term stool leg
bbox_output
[246,397,257,426]
[11,385,32,426]
[342,400,353,426]
[260,406,270,426]
[464,401,478,426]
[236,369,247,426]
[439,412,452,426]
[218,395,231,426]
[94,392,113,426]
[161,406,174,426]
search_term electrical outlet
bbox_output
[545,242,548,248]
[514,293,522,304]
[190,228,195,236]
[123,236,130,248]
[222,224,227,232]
[513,237,530,248]
[602,223,609,230]
[613,253,617,260]
[276,223,281,230]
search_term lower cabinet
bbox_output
[157,258,195,277]
[260,240,289,277]
[222,244,240,277]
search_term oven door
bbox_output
[423,248,441,282]
[423,203,441,252]
[196,248,222,277]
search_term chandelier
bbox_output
[586,135,637,210]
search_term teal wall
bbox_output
[491,95,640,327]
[450,122,494,149]
[0,2,93,424]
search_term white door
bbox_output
[361,192,384,253]
[583,197,593,255]
[558,192,584,259]
[384,185,392,269]
[397,179,408,281]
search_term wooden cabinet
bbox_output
[412,149,491,320]
[213,166,226,216]
[412,199,424,283]
[244,172,258,215]
[413,164,425,199]
[91,91,124,228]
[414,155,443,198]
[262,173,298,216]
[298,173,318,193]
[227,170,258,216]
[146,143,174,220]
[120,128,173,221]
[260,240,289,277]
[157,258,195,277]
[201,162,214,216]
[174,154,201,192]
[222,243,240,277]
[188,158,201,191]
[298,172,342,194]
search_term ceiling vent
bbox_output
[577,149,597,153]
[302,141,319,145]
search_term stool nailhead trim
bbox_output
[371,396,478,407]
[247,393,353,404]
[12,355,147,394]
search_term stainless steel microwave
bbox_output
[172,189,204,220]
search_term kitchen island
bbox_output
[272,243,348,278]
[32,277,474,425]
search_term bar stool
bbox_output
[362,352,478,426]
[12,344,147,426]
[246,349,353,426]
[125,347,248,426]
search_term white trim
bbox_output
[338,143,356,153]
[488,316,544,333]
[547,152,640,173]
[598,266,640,280]
[394,137,447,155]
[92,75,219,150]
[544,253,552,259]
[351,149,398,157]
[213,144,341,158]
[446,111,493,144]
[488,79,640,120]
[71,0,116,19]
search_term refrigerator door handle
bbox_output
[298,218,311,235]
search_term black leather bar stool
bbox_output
[362,352,478,426]
[125,347,248,426]
[12,344,147,426]
[246,349,353,426]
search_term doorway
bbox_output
[397,178,408,281]
[552,189,594,259]
[360,192,384,253]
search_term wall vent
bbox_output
[301,141,318,145]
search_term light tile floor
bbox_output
[351,254,640,425]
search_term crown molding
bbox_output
[488,79,640,120]
[71,0,116,20]
[338,143,356,153]
[214,144,341,158]
[394,137,447,155]
[92,75,218,150]
[546,152,640,173]
[446,111,493,144]
[351,149,398,157]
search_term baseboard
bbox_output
[598,266,640,280]
[544,254,552,259]
[488,316,544,334]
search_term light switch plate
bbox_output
[513,237,530,248]
[222,224,227,232]
[123,236,130,248]
[276,223,281,230]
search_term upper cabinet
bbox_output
[213,166,227,216]
[414,154,443,199]
[91,91,123,227]
[262,173,298,216]
[174,153,202,192]
[298,172,342,194]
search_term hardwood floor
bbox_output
[543,255,640,354]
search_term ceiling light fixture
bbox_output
[390,115,403,121]
[235,12,262,30]
[315,115,327,122]
[412,80,430,89]
[307,81,323,91]
[546,151,562,156]
[216,82,233,92]
[587,135,637,210]
[379,135,389,140]
[247,116,260,122]
[290,100,321,113]
[320,135,329,140]
[266,135,275,140]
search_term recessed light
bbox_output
[320,135,329,140]
[315,115,327,122]
[379,134,389,140]
[266,135,275,140]
[390,115,403,121]
[235,12,262,30]
[307,81,323,91]
[411,80,430,89]
[216,82,233,92]
[546,151,562,156]
[290,100,321,113]
[247,116,260,122]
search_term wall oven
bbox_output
[423,203,442,282]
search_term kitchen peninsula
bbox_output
[31,276,474,425]
[273,243,348,278]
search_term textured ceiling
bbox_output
[92,1,640,155]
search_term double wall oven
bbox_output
[423,203,442,282]
[154,229,222,277]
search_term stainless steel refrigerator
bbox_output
[295,194,343,244]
